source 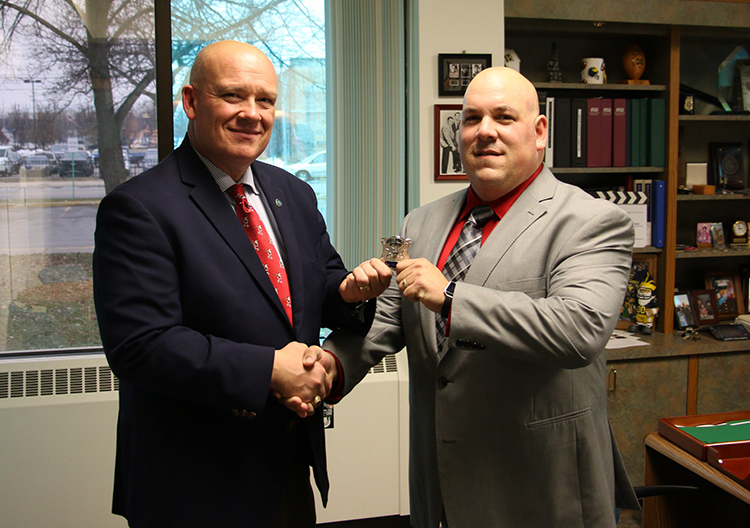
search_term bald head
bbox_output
[182,40,278,179]
[190,41,277,88]
[458,67,547,201]
[464,67,540,118]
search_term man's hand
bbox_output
[339,258,392,303]
[395,258,449,314]
[270,342,331,418]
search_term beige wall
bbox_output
[417,0,505,206]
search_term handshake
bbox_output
[270,342,339,419]
[270,257,403,418]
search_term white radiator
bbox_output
[0,351,410,527]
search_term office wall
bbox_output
[417,0,505,206]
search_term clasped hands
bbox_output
[272,258,449,417]
[272,258,393,418]
[270,342,338,418]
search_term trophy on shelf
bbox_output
[623,43,648,85]
[717,46,750,113]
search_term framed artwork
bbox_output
[434,104,466,181]
[691,289,720,325]
[438,53,491,96]
[696,222,713,248]
[711,222,726,247]
[673,291,697,330]
[617,253,658,329]
[704,270,745,320]
[708,143,745,190]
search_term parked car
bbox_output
[35,151,60,175]
[23,155,51,177]
[92,147,131,172]
[0,147,22,176]
[58,151,95,177]
[284,150,326,181]
[142,149,159,171]
[49,144,68,156]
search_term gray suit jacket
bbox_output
[325,166,639,528]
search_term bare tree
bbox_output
[0,0,325,193]
[0,0,154,192]
[6,104,31,148]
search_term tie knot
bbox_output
[229,183,245,197]
[468,204,495,228]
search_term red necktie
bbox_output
[229,184,293,325]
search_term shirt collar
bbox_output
[194,150,258,195]
[462,163,543,220]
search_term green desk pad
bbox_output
[678,420,750,444]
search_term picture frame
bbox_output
[704,270,745,320]
[438,53,492,96]
[708,142,745,191]
[674,291,697,330]
[696,222,713,248]
[434,104,466,181]
[691,289,720,325]
[711,222,726,247]
[617,253,658,329]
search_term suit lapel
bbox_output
[466,167,557,286]
[177,143,293,329]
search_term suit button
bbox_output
[437,377,450,389]
[241,410,257,420]
[286,420,297,430]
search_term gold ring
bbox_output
[359,285,371,291]
[312,395,322,408]
[401,279,408,289]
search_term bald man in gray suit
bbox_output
[322,67,640,527]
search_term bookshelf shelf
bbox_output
[679,114,750,122]
[553,166,664,174]
[677,193,750,201]
[676,247,750,259]
[534,82,666,92]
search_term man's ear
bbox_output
[182,85,197,120]
[535,113,548,152]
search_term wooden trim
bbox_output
[660,26,681,334]
[155,0,174,160]
[687,355,699,415]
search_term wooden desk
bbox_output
[643,432,750,527]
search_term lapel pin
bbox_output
[275,199,283,207]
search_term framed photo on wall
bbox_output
[438,53,491,96]
[704,270,745,320]
[434,104,466,181]
[691,289,720,325]
[673,291,697,330]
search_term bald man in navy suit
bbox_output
[93,41,391,528]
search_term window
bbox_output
[0,0,157,353]
[171,0,328,218]
[0,0,409,355]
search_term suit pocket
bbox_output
[526,407,592,429]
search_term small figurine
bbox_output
[623,43,647,84]
[547,42,562,83]
[628,275,658,335]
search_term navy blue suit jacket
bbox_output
[93,139,370,527]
